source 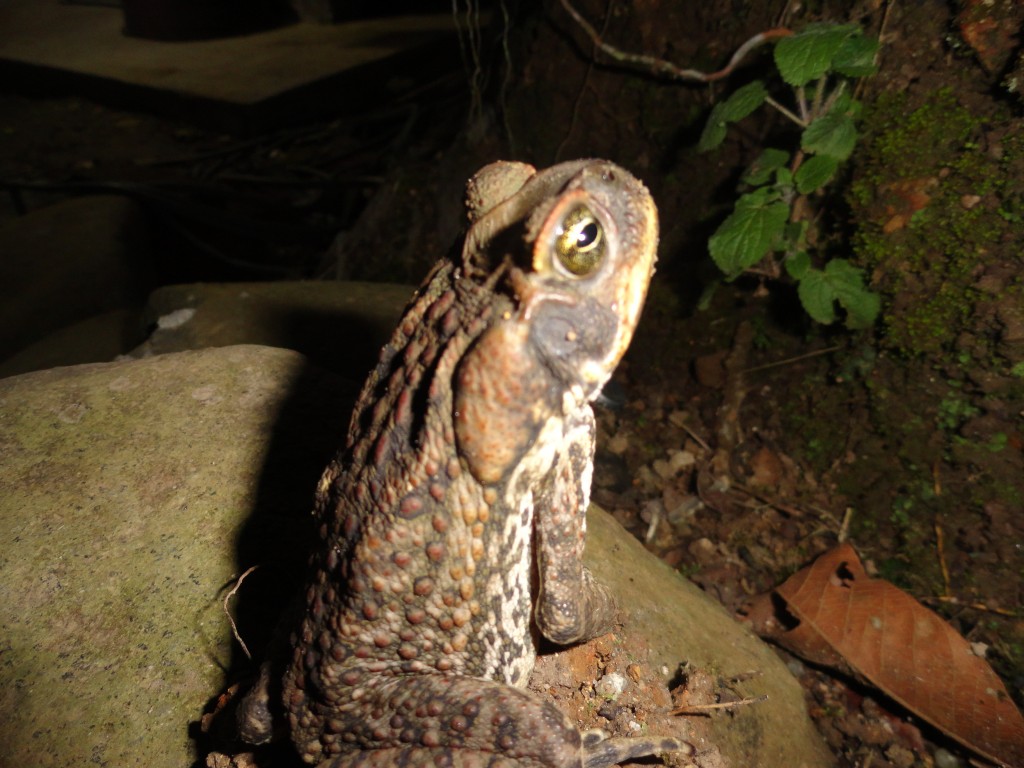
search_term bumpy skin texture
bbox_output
[240,160,680,767]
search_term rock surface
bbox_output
[0,337,831,768]
[0,346,349,768]
[0,308,142,380]
[136,280,412,377]
[584,509,831,766]
[0,279,414,380]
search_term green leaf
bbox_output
[797,259,880,328]
[802,111,857,160]
[739,185,782,205]
[830,88,853,114]
[774,24,857,87]
[784,220,809,246]
[720,80,768,122]
[696,280,719,311]
[832,34,879,77]
[827,259,881,328]
[798,268,838,324]
[698,82,767,152]
[744,148,790,186]
[698,103,729,152]
[795,154,838,193]
[708,195,790,276]
[785,251,811,279]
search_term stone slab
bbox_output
[0,1,461,130]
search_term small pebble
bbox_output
[933,747,962,768]
[595,672,628,699]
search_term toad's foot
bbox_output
[297,675,686,768]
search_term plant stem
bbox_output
[764,95,806,127]
[821,80,848,115]
[557,0,791,83]
[812,74,827,118]
[796,85,809,123]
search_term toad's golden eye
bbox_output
[554,206,605,276]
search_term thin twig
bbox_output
[775,0,797,27]
[838,506,852,542]
[935,522,951,597]
[556,0,613,159]
[854,0,892,101]
[672,694,768,716]
[558,0,791,83]
[644,504,662,544]
[680,422,712,453]
[223,565,260,660]
[920,595,1018,618]
[742,345,842,374]
[730,481,807,518]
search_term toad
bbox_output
[236,159,683,767]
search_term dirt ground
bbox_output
[2,1,1022,767]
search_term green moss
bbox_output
[847,89,1023,359]
[862,89,975,180]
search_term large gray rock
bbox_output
[0,343,831,768]
[0,346,349,768]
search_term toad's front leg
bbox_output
[533,409,617,646]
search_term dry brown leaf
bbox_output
[763,543,1024,767]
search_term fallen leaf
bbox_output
[755,543,1024,767]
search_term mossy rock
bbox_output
[0,328,831,767]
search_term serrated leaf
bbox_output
[797,259,880,328]
[802,111,857,160]
[830,89,853,114]
[833,34,879,77]
[774,24,857,86]
[785,251,811,279]
[797,267,838,323]
[825,259,881,328]
[795,154,838,193]
[699,82,768,153]
[720,80,768,122]
[698,103,729,152]
[744,148,790,186]
[740,185,782,205]
[784,220,809,249]
[708,196,790,276]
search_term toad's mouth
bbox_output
[523,292,623,400]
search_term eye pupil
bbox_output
[576,222,598,248]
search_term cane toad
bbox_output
[238,159,681,767]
